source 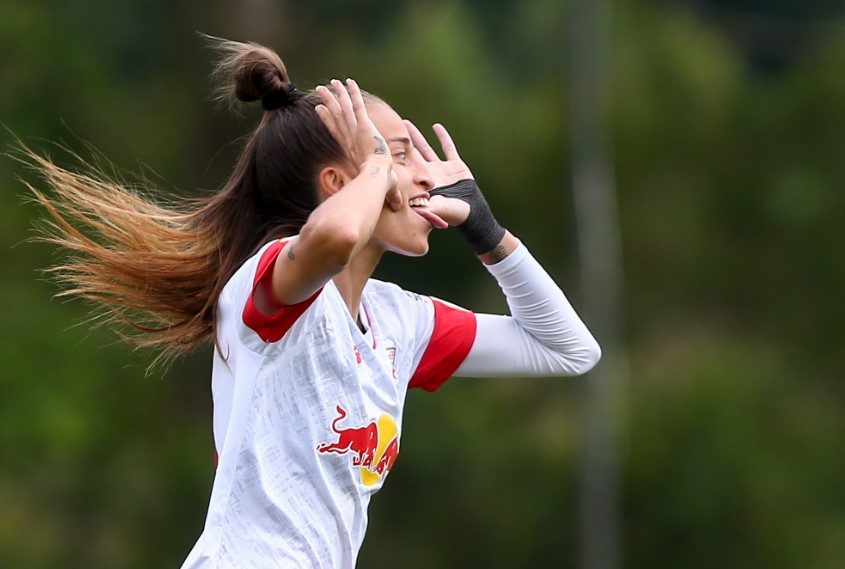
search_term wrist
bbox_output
[363,153,392,166]
[442,180,505,255]
[458,218,506,256]
[360,156,395,191]
[478,232,518,265]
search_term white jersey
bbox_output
[181,239,476,569]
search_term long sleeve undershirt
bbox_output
[457,242,601,377]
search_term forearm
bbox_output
[410,124,599,374]
[266,156,392,307]
[304,156,394,261]
[458,241,601,377]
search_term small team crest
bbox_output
[385,346,397,379]
[353,343,398,380]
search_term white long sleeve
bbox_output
[455,242,601,377]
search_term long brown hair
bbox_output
[18,38,348,369]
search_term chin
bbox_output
[388,238,430,257]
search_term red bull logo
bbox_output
[317,405,399,486]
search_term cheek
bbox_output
[394,165,415,193]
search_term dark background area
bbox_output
[2,0,844,567]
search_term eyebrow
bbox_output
[387,137,411,146]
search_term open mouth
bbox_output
[408,197,448,229]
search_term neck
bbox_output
[333,243,384,322]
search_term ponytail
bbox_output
[19,37,348,370]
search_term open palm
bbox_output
[405,120,474,187]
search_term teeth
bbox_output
[409,198,429,207]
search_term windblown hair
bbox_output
[19,37,350,370]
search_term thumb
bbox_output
[385,172,402,212]
[428,195,470,226]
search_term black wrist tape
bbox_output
[430,179,505,255]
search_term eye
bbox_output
[393,151,408,161]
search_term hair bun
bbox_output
[210,37,302,111]
[260,83,305,110]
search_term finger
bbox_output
[404,120,439,162]
[317,84,342,118]
[314,104,342,143]
[429,195,470,226]
[432,123,460,161]
[347,78,388,157]
[386,174,402,211]
[346,78,369,126]
[332,79,356,132]
[316,86,344,133]
[386,192,403,212]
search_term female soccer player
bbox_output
[25,39,600,568]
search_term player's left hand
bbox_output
[405,120,504,254]
[404,120,470,225]
[405,120,473,186]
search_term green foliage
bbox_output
[2,0,844,567]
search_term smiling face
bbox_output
[366,102,437,256]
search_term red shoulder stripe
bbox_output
[409,300,477,392]
[242,239,321,343]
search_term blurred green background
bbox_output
[2,0,844,567]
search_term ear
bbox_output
[317,165,354,199]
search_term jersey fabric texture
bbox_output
[181,239,476,569]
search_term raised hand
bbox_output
[315,79,386,165]
[404,120,474,187]
[406,120,504,255]
[315,79,400,209]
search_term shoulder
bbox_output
[221,237,337,351]
[222,240,286,298]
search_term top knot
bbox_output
[260,83,305,111]
[208,36,303,112]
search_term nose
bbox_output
[411,153,434,191]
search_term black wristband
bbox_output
[429,179,505,255]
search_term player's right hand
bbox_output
[314,79,400,210]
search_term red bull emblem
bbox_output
[317,405,400,486]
